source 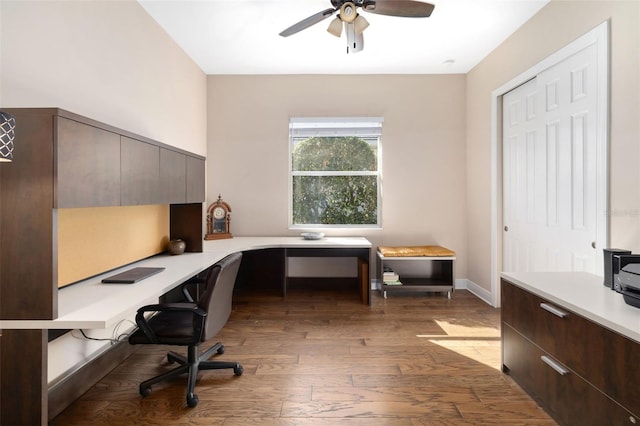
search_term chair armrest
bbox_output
[180,276,206,302]
[134,302,207,344]
[136,302,203,314]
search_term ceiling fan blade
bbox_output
[363,0,434,18]
[279,8,338,37]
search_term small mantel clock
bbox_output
[205,195,233,240]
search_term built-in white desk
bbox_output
[0,236,372,330]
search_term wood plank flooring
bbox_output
[50,289,556,425]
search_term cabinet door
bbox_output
[186,156,205,203]
[56,117,121,207]
[160,148,186,203]
[121,136,160,205]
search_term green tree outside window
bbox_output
[292,136,379,225]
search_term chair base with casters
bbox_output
[129,252,244,407]
[138,341,243,407]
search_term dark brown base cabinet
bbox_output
[501,278,639,425]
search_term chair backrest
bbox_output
[198,252,242,341]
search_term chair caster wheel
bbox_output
[187,394,199,407]
[217,345,225,355]
[234,364,244,376]
[140,385,152,397]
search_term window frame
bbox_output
[288,117,383,229]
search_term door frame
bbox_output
[490,21,610,307]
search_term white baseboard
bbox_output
[454,278,467,290]
[460,279,495,307]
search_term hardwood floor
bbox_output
[50,289,556,425]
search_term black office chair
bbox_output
[128,252,243,407]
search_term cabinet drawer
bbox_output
[561,306,640,416]
[501,279,567,356]
[503,324,638,425]
[502,324,562,419]
[502,279,640,417]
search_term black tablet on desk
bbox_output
[101,267,165,284]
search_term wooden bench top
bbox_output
[378,245,456,257]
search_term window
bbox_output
[289,117,382,228]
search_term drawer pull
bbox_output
[541,355,569,376]
[540,302,568,318]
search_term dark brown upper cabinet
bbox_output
[56,116,121,208]
[121,136,160,205]
[160,147,187,204]
[186,155,205,203]
[52,110,205,208]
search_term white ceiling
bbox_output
[137,0,549,75]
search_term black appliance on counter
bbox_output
[603,248,631,288]
[607,248,640,308]
[616,263,640,308]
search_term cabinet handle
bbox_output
[541,355,569,376]
[540,302,568,318]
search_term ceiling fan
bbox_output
[279,0,435,54]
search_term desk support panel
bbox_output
[285,248,370,305]
[1,329,48,426]
[235,247,371,305]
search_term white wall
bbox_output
[0,0,207,384]
[0,0,207,155]
[465,0,640,294]
[207,74,468,277]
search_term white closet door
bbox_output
[503,42,600,273]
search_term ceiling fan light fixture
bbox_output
[339,2,357,23]
[327,16,343,37]
[354,15,369,34]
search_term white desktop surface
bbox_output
[203,236,372,252]
[0,236,371,330]
[501,271,640,344]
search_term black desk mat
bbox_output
[101,267,165,284]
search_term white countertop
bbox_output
[202,236,372,253]
[501,271,640,344]
[0,236,371,330]
[0,252,224,330]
